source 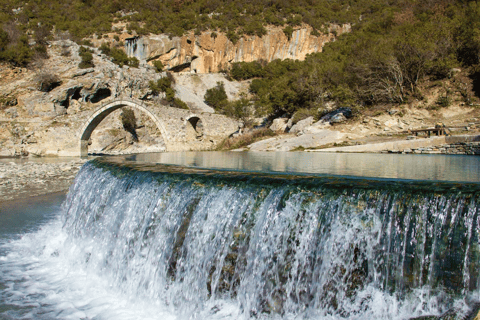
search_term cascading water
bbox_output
[1,159,480,320]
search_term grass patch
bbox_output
[215,128,275,151]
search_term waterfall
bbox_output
[54,160,480,319]
[2,159,479,319]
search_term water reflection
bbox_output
[121,152,480,182]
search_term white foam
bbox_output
[0,216,178,320]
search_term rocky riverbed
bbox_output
[0,158,88,203]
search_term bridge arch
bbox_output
[79,99,170,156]
[185,114,204,140]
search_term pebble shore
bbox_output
[0,158,88,203]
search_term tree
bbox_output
[120,108,138,142]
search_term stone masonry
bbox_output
[79,97,241,156]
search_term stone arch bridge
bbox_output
[78,97,240,156]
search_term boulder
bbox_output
[330,113,347,123]
[289,116,314,134]
[286,118,293,130]
[304,120,331,134]
[320,107,352,124]
[254,117,268,128]
[269,118,288,132]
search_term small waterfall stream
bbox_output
[2,159,480,319]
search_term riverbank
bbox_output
[0,158,88,203]
[310,134,480,154]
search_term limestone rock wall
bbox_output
[127,24,351,73]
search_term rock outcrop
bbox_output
[0,41,242,157]
[127,24,351,73]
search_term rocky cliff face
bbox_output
[127,24,351,73]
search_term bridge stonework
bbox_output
[78,97,240,156]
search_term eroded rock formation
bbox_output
[126,24,351,73]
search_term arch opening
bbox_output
[80,101,169,156]
[186,116,204,140]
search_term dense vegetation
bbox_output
[227,1,480,120]
[78,46,94,69]
[0,0,479,121]
[0,0,469,64]
[0,0,382,44]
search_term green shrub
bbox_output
[283,26,294,40]
[229,61,265,80]
[149,74,174,96]
[0,33,33,66]
[152,60,164,72]
[436,95,451,108]
[204,82,228,110]
[310,28,321,37]
[150,72,177,102]
[78,46,94,69]
[171,98,189,109]
[226,30,240,44]
[221,98,251,120]
[80,40,93,47]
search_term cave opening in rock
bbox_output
[90,88,112,104]
[71,88,82,100]
[170,62,191,73]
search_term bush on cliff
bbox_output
[78,46,94,69]
[148,72,188,109]
[152,60,164,72]
[36,72,61,92]
[149,73,175,100]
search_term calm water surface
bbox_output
[123,151,480,182]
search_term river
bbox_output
[1,152,479,320]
